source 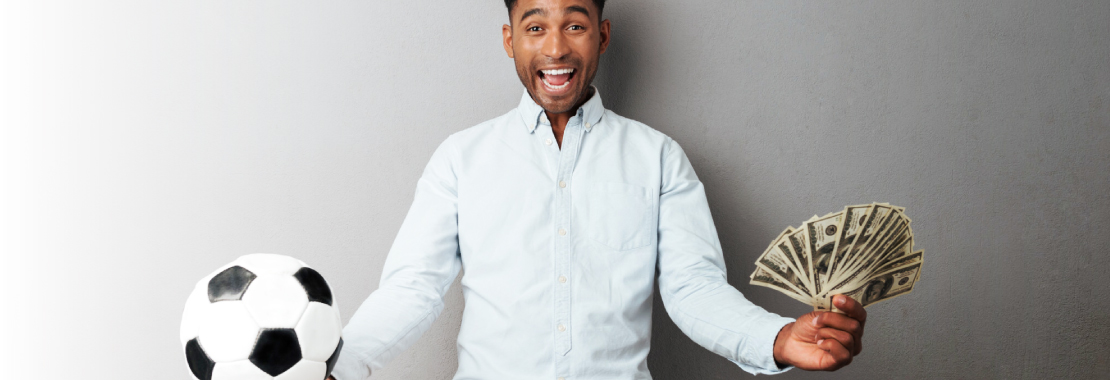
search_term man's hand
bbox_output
[772,294,866,371]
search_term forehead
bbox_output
[512,0,597,22]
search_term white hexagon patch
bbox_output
[198,302,260,362]
[294,302,342,361]
[274,359,326,380]
[241,275,309,328]
[211,359,274,380]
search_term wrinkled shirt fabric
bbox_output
[331,89,794,380]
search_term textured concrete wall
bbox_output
[2,1,1107,379]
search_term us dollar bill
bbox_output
[831,204,896,283]
[749,203,922,312]
[853,224,914,282]
[868,249,922,280]
[750,266,812,304]
[839,261,922,309]
[826,240,917,296]
[783,228,814,292]
[833,210,911,286]
[753,227,796,276]
[805,211,846,294]
[755,235,810,294]
[824,204,872,286]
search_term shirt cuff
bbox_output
[731,315,795,375]
[329,348,372,380]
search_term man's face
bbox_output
[503,0,610,114]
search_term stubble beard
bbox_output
[515,54,599,115]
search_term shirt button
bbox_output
[558,275,567,283]
[558,228,567,236]
[585,122,592,129]
[559,181,566,188]
[544,138,552,145]
[558,377,566,380]
[557,324,566,332]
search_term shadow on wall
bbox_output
[592,7,641,116]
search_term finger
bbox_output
[815,311,864,355]
[832,295,866,356]
[816,328,854,354]
[832,294,867,326]
[817,338,853,370]
[814,311,862,335]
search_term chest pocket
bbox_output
[584,182,652,251]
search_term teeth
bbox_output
[542,76,571,90]
[541,68,575,75]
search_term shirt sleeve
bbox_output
[655,137,795,375]
[331,137,463,380]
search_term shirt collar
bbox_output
[518,86,605,134]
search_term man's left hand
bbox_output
[772,294,866,371]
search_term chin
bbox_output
[533,85,586,114]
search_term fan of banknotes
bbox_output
[749,203,923,312]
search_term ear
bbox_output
[598,18,611,55]
[502,24,515,58]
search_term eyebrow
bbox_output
[564,5,590,18]
[519,8,546,22]
[519,6,591,23]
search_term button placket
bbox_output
[552,118,583,365]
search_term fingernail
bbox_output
[818,339,825,345]
[836,296,845,306]
[812,317,819,326]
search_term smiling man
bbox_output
[329,1,865,379]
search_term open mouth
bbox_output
[539,68,576,92]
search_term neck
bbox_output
[544,87,595,131]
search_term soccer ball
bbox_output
[180,253,343,380]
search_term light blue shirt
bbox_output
[332,89,794,380]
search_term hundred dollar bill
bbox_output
[752,228,804,281]
[826,240,918,296]
[755,233,810,294]
[824,204,872,286]
[867,249,922,282]
[853,222,915,282]
[784,228,815,292]
[834,210,911,285]
[830,204,896,284]
[839,261,922,309]
[805,211,845,294]
[776,236,812,293]
[753,227,796,275]
[750,202,922,312]
[750,266,812,304]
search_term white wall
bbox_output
[2,1,1107,379]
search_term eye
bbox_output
[528,26,542,32]
[569,25,584,30]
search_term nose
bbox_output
[541,30,571,60]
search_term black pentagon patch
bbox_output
[185,338,215,380]
[208,265,256,303]
[250,328,302,376]
[325,338,344,377]
[293,267,333,306]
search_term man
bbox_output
[330,0,866,378]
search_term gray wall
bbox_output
[2,1,1107,379]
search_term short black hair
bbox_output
[505,0,605,22]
